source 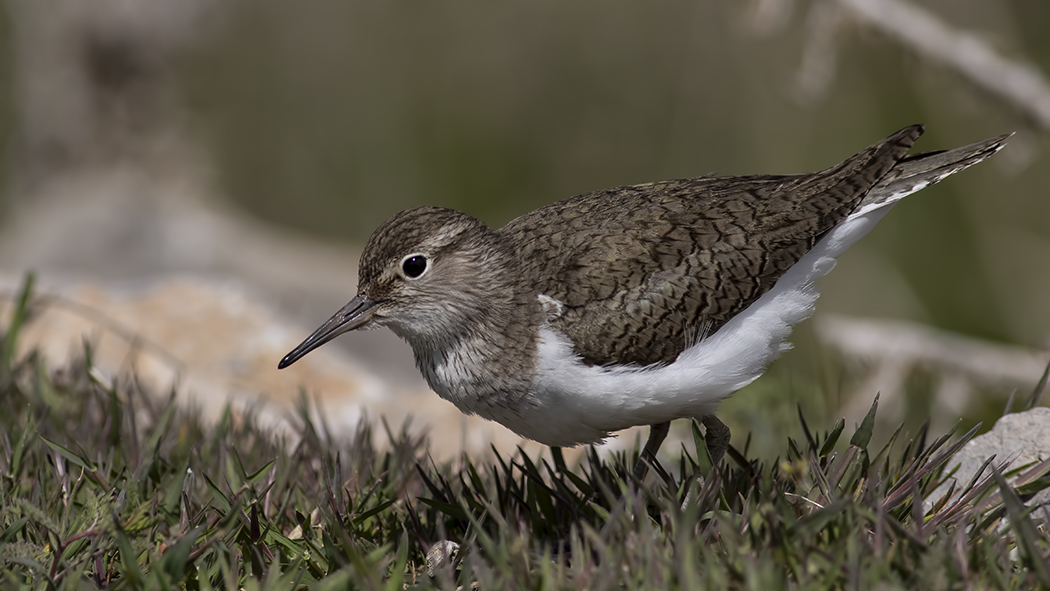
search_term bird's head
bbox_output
[278,206,507,369]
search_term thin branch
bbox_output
[795,0,845,102]
[839,0,1050,128]
[817,314,1048,388]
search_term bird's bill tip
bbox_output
[277,296,379,369]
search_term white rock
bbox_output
[930,407,1050,510]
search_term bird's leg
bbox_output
[702,415,730,466]
[632,422,670,481]
[678,416,732,510]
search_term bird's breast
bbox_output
[411,330,539,417]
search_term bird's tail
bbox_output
[855,130,1012,216]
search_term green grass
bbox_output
[1,275,1049,590]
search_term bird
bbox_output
[278,125,1008,478]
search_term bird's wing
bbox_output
[500,125,923,366]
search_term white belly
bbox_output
[507,202,899,447]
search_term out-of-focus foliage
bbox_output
[183,1,1048,338]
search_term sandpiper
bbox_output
[279,125,1008,477]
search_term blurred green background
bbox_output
[2,0,1048,454]
[184,0,1047,338]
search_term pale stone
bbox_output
[930,407,1050,510]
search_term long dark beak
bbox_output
[278,296,380,369]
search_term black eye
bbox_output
[401,254,428,278]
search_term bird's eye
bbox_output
[401,254,428,279]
